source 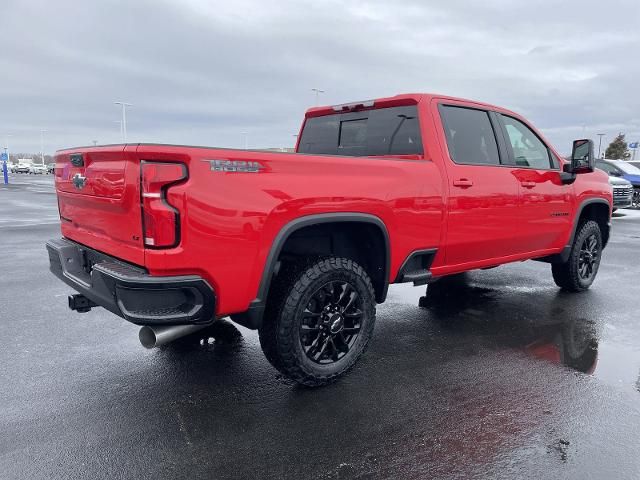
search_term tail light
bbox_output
[140,161,187,248]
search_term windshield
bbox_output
[610,160,640,175]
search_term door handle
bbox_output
[453,178,473,187]
[520,181,536,188]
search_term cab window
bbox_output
[438,105,500,165]
[500,115,552,169]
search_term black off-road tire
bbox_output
[258,257,376,387]
[552,220,602,292]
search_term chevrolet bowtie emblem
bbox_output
[72,173,87,190]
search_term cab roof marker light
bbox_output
[331,100,375,112]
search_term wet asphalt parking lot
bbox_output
[2,174,640,480]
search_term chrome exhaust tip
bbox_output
[139,324,210,349]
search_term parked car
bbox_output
[14,162,31,173]
[628,160,640,170]
[46,93,612,386]
[596,159,640,207]
[28,163,48,174]
[46,163,56,174]
[608,176,634,210]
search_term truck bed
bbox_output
[54,143,443,316]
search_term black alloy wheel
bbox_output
[259,257,376,387]
[299,281,363,365]
[578,234,599,281]
[551,220,602,292]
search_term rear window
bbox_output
[298,105,423,156]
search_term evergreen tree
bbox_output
[605,133,630,159]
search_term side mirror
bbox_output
[565,139,595,174]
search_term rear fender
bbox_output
[231,213,390,329]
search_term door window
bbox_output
[439,105,500,165]
[500,115,552,169]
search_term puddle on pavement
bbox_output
[386,271,640,395]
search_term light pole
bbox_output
[113,120,123,141]
[311,88,325,106]
[597,133,605,159]
[114,101,132,142]
[241,132,249,149]
[40,129,47,164]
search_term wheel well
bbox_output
[276,221,389,303]
[578,202,610,247]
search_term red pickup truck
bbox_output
[47,93,612,386]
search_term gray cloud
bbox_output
[2,0,639,155]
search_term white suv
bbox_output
[29,163,47,174]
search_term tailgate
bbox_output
[55,145,145,265]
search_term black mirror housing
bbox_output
[568,139,595,174]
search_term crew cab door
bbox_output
[495,114,572,252]
[435,102,523,267]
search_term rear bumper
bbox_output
[46,238,216,326]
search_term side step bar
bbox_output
[395,249,438,286]
[398,270,432,286]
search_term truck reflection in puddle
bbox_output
[419,273,599,374]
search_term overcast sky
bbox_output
[2,0,639,156]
